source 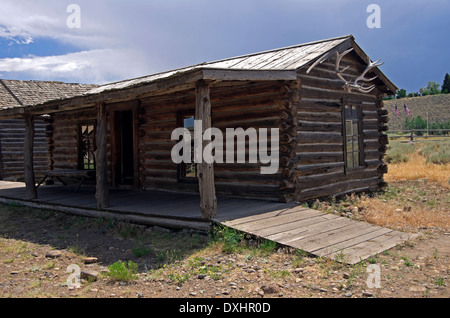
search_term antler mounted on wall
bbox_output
[334,48,384,94]
[306,48,384,94]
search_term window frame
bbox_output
[77,121,97,171]
[176,110,198,183]
[342,101,365,172]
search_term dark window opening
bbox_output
[177,111,198,182]
[343,105,363,170]
[78,123,96,170]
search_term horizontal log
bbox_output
[298,120,342,132]
[363,130,382,139]
[297,111,342,123]
[297,101,342,113]
[297,169,379,190]
[296,143,343,153]
[295,162,344,176]
[297,152,344,165]
[295,176,379,201]
[297,132,342,144]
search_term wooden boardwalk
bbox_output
[0,181,417,264]
[222,205,417,264]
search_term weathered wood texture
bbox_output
[222,205,417,264]
[48,81,285,201]
[195,81,217,218]
[24,115,37,200]
[139,81,285,201]
[95,103,109,209]
[51,108,97,170]
[46,52,389,204]
[294,50,388,201]
[0,119,49,181]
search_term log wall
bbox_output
[49,108,97,171]
[0,119,49,181]
[48,81,285,201]
[293,51,388,201]
[139,81,285,201]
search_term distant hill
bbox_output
[384,94,450,131]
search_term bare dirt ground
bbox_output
[0,180,448,300]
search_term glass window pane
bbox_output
[353,152,359,166]
[353,123,359,135]
[347,153,353,168]
[346,121,353,136]
[352,107,358,120]
[184,116,195,130]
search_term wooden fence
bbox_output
[387,129,450,142]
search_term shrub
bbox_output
[212,225,245,254]
[105,261,138,281]
[385,141,417,163]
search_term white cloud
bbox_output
[0,49,152,84]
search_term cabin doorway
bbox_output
[110,102,139,189]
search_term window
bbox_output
[343,105,363,169]
[78,123,96,170]
[177,111,198,181]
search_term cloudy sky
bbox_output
[0,0,449,93]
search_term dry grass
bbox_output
[385,152,450,189]
[367,144,449,231]
[358,187,449,231]
[312,140,449,232]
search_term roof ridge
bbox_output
[96,34,353,89]
[201,34,353,67]
[0,79,98,87]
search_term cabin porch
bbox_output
[0,180,290,231]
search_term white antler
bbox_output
[334,49,384,94]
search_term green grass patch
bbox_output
[385,141,418,163]
[212,225,246,254]
[105,261,138,282]
[132,245,154,258]
[419,139,450,164]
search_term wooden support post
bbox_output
[95,102,109,209]
[24,114,37,200]
[195,80,217,218]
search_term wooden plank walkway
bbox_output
[221,205,418,264]
[0,181,418,264]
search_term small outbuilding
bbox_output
[0,35,396,219]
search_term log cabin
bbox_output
[0,35,396,218]
[0,79,96,181]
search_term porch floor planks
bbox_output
[221,206,417,264]
[331,231,417,264]
[218,205,306,226]
[312,227,393,258]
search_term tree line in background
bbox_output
[384,73,450,100]
[404,116,450,136]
